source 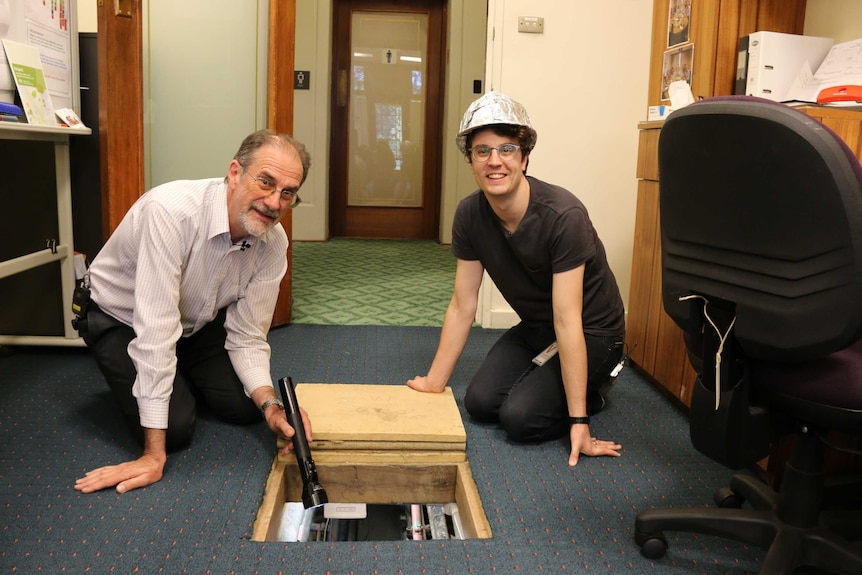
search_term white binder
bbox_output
[736,32,833,102]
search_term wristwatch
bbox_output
[259,397,284,414]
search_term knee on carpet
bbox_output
[498,405,563,443]
[463,388,499,423]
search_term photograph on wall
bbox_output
[661,43,694,101]
[667,0,692,48]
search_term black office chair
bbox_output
[633,96,862,574]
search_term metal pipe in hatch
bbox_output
[278,376,328,509]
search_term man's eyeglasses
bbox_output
[246,171,302,207]
[469,143,521,162]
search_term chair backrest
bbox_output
[659,97,862,467]
[660,96,862,364]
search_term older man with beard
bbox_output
[74,130,312,494]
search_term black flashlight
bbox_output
[277,376,328,509]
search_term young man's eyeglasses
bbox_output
[246,171,302,207]
[469,143,521,162]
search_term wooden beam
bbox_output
[268,0,297,326]
[97,0,145,238]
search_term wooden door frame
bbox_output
[99,0,297,325]
[97,2,145,237]
[267,0,297,325]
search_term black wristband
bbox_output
[568,416,590,425]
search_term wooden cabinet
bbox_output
[628,0,809,405]
[804,106,862,158]
[627,123,697,406]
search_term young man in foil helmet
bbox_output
[408,92,626,466]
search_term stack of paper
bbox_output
[785,38,862,105]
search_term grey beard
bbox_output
[238,210,273,238]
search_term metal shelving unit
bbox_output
[0,123,92,347]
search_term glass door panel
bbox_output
[348,11,427,208]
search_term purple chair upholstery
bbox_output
[634,96,862,574]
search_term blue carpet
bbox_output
[0,325,764,573]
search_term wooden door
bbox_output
[329,0,446,239]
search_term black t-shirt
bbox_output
[451,176,626,336]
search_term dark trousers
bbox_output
[463,322,624,443]
[80,304,261,452]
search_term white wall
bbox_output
[141,1,269,189]
[481,0,653,325]
[77,0,96,33]
[291,1,331,241]
[805,0,862,43]
[438,0,490,244]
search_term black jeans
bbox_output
[463,322,624,443]
[80,304,261,452]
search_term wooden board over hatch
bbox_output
[277,384,467,456]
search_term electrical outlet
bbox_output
[518,16,544,34]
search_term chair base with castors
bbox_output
[635,427,862,575]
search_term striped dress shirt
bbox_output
[88,178,288,429]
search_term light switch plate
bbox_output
[518,16,544,34]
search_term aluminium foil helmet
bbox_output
[455,91,538,156]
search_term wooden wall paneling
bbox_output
[652,316,683,398]
[642,220,665,374]
[688,0,721,101]
[646,0,722,106]
[267,0,296,135]
[677,357,697,406]
[646,0,670,109]
[756,0,807,35]
[268,0,297,327]
[714,0,807,96]
[737,0,760,34]
[714,0,744,96]
[646,1,807,109]
[652,314,696,403]
[97,1,145,237]
[636,127,660,181]
[627,179,660,371]
[805,108,862,158]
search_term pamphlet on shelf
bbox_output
[1,39,56,126]
[55,107,87,129]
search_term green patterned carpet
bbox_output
[290,238,455,326]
